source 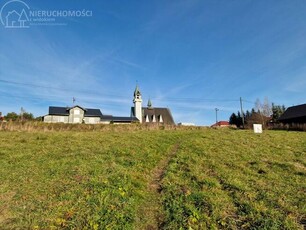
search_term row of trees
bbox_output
[1,108,35,122]
[229,98,286,128]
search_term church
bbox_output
[130,85,175,125]
[43,85,175,125]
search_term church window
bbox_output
[152,115,156,122]
[159,115,163,123]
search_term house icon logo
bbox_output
[0,0,30,28]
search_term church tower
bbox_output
[133,85,143,123]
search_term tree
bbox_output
[236,111,243,128]
[272,103,286,122]
[245,110,251,124]
[229,113,237,125]
[4,109,35,122]
[5,112,19,121]
[245,111,269,128]
[22,112,34,121]
[255,97,272,117]
[262,97,272,117]
[229,112,244,127]
[255,98,261,113]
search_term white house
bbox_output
[43,105,138,124]
[43,105,103,124]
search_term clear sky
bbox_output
[1,0,306,125]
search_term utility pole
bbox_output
[240,97,245,128]
[215,108,219,125]
[20,107,25,122]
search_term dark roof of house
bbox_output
[49,106,69,116]
[131,107,175,125]
[85,108,103,117]
[112,116,139,122]
[278,103,306,122]
[100,115,114,120]
[101,115,139,123]
[48,106,102,117]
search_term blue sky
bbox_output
[1,0,306,125]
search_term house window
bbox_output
[74,109,80,115]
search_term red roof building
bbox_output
[211,121,230,127]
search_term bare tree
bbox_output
[262,97,272,117]
[255,98,261,113]
[254,97,272,117]
[252,97,272,127]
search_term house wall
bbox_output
[100,120,111,124]
[281,117,306,124]
[84,117,101,124]
[112,121,130,124]
[44,115,69,123]
[69,107,85,124]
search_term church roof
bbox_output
[131,107,175,125]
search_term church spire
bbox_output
[133,85,142,123]
[147,98,152,108]
[134,84,141,97]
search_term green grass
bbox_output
[0,128,305,229]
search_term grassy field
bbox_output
[0,128,305,229]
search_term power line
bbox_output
[0,79,63,91]
[155,98,240,103]
[0,79,128,99]
[0,79,245,103]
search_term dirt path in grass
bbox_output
[149,143,179,193]
[139,143,179,230]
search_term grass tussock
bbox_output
[0,129,305,229]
